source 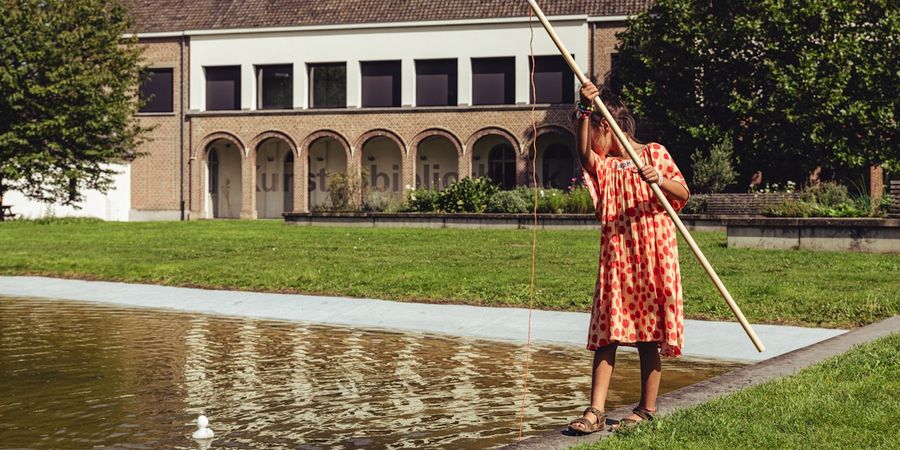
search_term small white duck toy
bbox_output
[191,415,214,440]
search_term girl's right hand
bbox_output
[580,81,598,104]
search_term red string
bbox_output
[518,7,539,439]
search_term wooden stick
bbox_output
[527,0,765,352]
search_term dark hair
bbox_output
[572,73,637,138]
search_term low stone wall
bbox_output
[284,212,727,232]
[725,217,900,253]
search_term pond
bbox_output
[0,297,742,448]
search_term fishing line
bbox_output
[517,6,539,439]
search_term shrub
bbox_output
[765,198,818,217]
[437,177,499,213]
[564,186,594,213]
[681,193,709,214]
[798,181,849,208]
[405,188,439,212]
[536,189,566,214]
[486,191,530,213]
[326,171,367,211]
[363,191,405,212]
[690,139,737,193]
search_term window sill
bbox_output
[136,111,177,117]
[187,103,570,117]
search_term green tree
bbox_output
[614,0,898,180]
[0,0,149,205]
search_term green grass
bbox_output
[0,220,897,328]
[575,333,900,450]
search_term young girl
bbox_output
[566,80,690,433]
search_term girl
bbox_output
[566,80,690,433]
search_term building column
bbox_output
[240,152,257,219]
[870,164,884,207]
[294,150,308,213]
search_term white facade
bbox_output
[188,19,589,110]
[4,164,131,221]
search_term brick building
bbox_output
[121,0,653,220]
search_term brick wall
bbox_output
[133,37,186,216]
[131,20,628,220]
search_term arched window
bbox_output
[542,143,574,189]
[208,149,219,194]
[488,143,516,190]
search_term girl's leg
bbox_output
[571,342,617,431]
[636,342,661,411]
[591,342,618,410]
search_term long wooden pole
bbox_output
[527,0,764,352]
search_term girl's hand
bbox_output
[580,82,598,104]
[639,164,661,185]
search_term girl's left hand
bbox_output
[639,165,660,185]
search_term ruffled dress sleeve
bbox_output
[647,144,690,212]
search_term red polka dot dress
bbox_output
[582,143,689,357]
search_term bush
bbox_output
[363,191,405,212]
[563,186,594,213]
[798,181,849,207]
[326,171,366,211]
[486,191,530,213]
[405,188,439,212]
[690,138,738,193]
[765,181,880,217]
[536,189,566,214]
[681,193,709,214]
[437,177,499,213]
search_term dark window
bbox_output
[361,60,401,107]
[257,64,293,110]
[205,66,241,111]
[542,143,575,189]
[488,143,517,190]
[415,59,457,106]
[530,55,575,104]
[308,63,346,108]
[139,68,173,113]
[472,57,515,105]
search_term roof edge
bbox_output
[124,13,622,38]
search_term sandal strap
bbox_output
[632,406,655,421]
[583,406,605,421]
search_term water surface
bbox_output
[0,297,741,448]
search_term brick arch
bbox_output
[195,131,246,160]
[300,129,352,160]
[465,127,521,154]
[248,130,299,159]
[354,128,407,156]
[409,128,464,158]
[524,125,577,155]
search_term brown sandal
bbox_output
[567,406,606,434]
[615,406,655,430]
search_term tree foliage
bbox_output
[614,0,899,180]
[0,0,149,204]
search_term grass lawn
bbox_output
[0,219,897,328]
[575,333,900,450]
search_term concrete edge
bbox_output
[504,314,900,449]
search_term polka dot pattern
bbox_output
[582,143,689,357]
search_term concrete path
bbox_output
[0,276,844,362]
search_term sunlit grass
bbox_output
[1,220,897,328]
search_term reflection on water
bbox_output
[0,297,741,448]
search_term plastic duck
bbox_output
[191,415,214,440]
